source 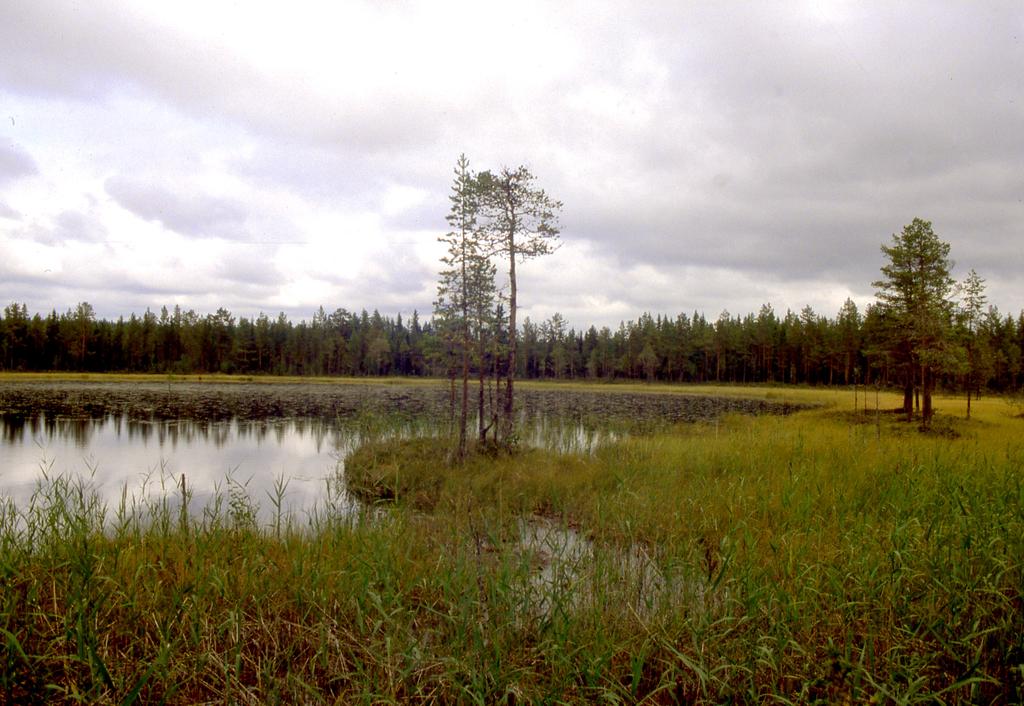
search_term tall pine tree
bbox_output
[873,218,955,426]
[477,166,561,446]
[435,155,496,459]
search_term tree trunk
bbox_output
[492,353,501,440]
[478,372,486,441]
[503,232,517,445]
[922,366,934,427]
[903,377,913,422]
[459,346,468,460]
[448,372,456,429]
[478,341,488,442]
[457,242,471,459]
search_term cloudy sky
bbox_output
[1,1,1021,329]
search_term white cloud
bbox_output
[0,0,1021,324]
[0,142,37,183]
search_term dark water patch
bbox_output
[0,380,807,427]
[0,381,451,422]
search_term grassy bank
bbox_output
[2,388,1022,702]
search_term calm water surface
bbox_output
[0,415,361,518]
[0,381,801,520]
[0,416,611,522]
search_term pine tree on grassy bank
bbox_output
[873,218,956,427]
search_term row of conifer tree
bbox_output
[1,298,1021,391]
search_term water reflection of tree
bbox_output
[3,416,108,450]
[223,418,336,453]
[2,415,26,443]
[126,420,155,445]
[0,415,323,451]
[0,391,794,467]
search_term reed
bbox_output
[1,387,1021,703]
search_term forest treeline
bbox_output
[2,298,1022,391]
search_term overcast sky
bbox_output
[1,1,1021,330]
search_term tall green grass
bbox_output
[2,388,1022,703]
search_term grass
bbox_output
[2,385,1023,703]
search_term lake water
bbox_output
[0,415,359,520]
[0,381,802,521]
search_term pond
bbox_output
[0,414,359,522]
[0,380,802,521]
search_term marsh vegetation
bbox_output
[0,379,1021,702]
